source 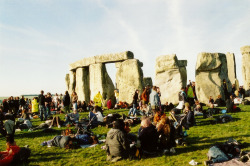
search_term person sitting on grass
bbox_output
[106,119,129,162]
[93,106,104,124]
[0,135,20,165]
[88,108,98,128]
[183,103,195,127]
[4,114,15,138]
[138,117,159,155]
[49,116,63,128]
[156,116,176,154]
[64,109,79,126]
[214,95,226,107]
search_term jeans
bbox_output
[64,115,78,125]
[128,104,138,116]
[39,105,47,121]
[73,103,77,110]
[64,105,70,113]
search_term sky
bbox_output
[0,0,250,96]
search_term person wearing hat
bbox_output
[106,119,129,162]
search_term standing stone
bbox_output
[241,46,250,91]
[143,77,153,87]
[116,59,144,104]
[70,51,134,70]
[89,63,115,102]
[65,74,70,91]
[226,52,237,91]
[68,71,76,96]
[178,60,187,88]
[75,67,90,103]
[155,54,187,104]
[195,52,230,103]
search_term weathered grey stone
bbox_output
[241,45,250,91]
[89,63,115,103]
[75,67,90,103]
[68,71,76,96]
[65,74,70,91]
[70,51,134,70]
[226,52,237,91]
[116,59,144,103]
[143,77,153,87]
[195,52,230,103]
[155,54,187,104]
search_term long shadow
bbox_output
[195,116,241,127]
[14,129,61,139]
[174,134,250,155]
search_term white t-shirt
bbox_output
[95,111,104,122]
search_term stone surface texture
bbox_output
[68,71,76,96]
[70,51,134,70]
[75,67,90,103]
[195,52,230,103]
[65,74,70,92]
[89,63,115,102]
[155,54,187,104]
[241,46,250,91]
[116,59,144,104]
[143,77,153,87]
[226,52,237,91]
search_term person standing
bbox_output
[222,79,229,100]
[46,92,52,117]
[72,92,78,111]
[63,91,71,113]
[38,90,46,121]
[149,86,159,116]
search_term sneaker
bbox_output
[49,126,52,128]
[170,147,176,154]
[47,145,52,148]
[58,125,61,128]
[203,160,212,166]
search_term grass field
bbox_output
[0,105,249,166]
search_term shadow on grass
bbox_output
[14,129,61,139]
[196,117,241,126]
[175,134,250,155]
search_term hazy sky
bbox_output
[0,0,250,96]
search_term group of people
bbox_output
[0,79,249,164]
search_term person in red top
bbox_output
[107,98,112,110]
[0,135,20,166]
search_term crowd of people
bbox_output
[0,79,249,165]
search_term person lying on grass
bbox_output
[41,133,99,149]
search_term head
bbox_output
[141,117,151,128]
[181,87,185,91]
[73,109,78,114]
[184,102,190,110]
[217,95,222,99]
[41,90,44,95]
[65,91,69,95]
[152,86,157,91]
[192,82,195,86]
[113,119,125,131]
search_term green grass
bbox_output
[0,106,250,166]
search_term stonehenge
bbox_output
[241,45,250,91]
[195,53,231,103]
[226,52,238,91]
[66,51,144,104]
[66,45,249,106]
[155,54,187,104]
